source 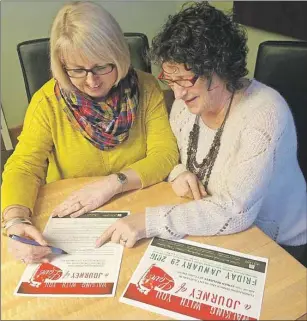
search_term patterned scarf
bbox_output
[54,68,139,150]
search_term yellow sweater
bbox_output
[1,71,179,213]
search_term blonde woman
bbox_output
[2,1,178,263]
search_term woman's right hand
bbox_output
[6,223,52,264]
[171,171,207,200]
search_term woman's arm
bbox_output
[1,90,53,216]
[145,101,289,239]
[167,99,188,182]
[1,91,55,263]
[126,75,179,187]
[50,169,143,218]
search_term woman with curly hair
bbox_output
[97,2,306,266]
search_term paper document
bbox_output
[15,211,128,297]
[120,237,268,320]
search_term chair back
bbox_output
[17,33,151,102]
[254,40,307,182]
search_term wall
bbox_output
[244,27,297,79]
[0,0,298,129]
[1,0,185,128]
[208,2,298,78]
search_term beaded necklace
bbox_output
[186,91,235,193]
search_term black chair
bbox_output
[17,33,151,102]
[254,41,307,182]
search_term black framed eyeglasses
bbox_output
[158,71,199,88]
[65,64,115,78]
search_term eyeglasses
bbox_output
[65,64,115,78]
[158,71,199,88]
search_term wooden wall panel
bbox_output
[233,1,307,41]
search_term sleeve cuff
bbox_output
[1,176,39,215]
[168,164,187,182]
[145,204,186,240]
[145,206,163,238]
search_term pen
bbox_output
[9,234,68,255]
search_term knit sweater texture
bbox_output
[146,80,307,246]
[1,70,179,214]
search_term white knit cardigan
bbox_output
[145,80,307,246]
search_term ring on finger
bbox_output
[120,237,128,246]
[21,259,25,263]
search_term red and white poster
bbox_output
[120,237,268,320]
[15,211,128,297]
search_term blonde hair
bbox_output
[50,1,130,91]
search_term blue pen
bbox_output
[9,234,68,255]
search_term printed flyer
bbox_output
[15,211,128,297]
[120,237,268,320]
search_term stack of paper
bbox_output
[15,211,128,297]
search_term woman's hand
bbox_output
[95,213,146,248]
[7,223,51,264]
[51,175,120,218]
[171,171,207,200]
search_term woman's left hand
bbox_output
[51,176,120,218]
[95,213,146,248]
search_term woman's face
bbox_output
[161,62,225,115]
[64,55,118,98]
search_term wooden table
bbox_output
[1,177,306,320]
